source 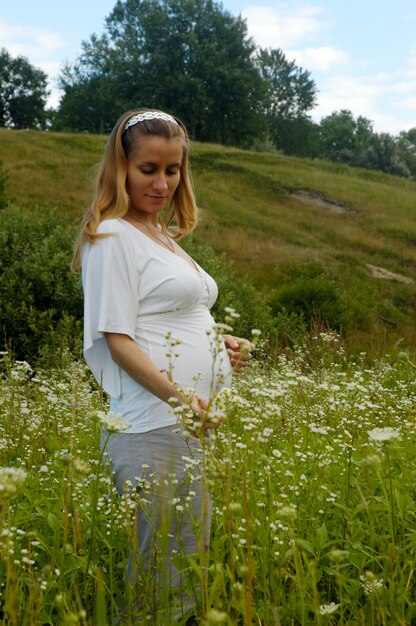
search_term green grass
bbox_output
[1,339,416,625]
[1,128,415,356]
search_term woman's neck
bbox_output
[126,209,158,229]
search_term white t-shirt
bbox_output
[82,218,232,433]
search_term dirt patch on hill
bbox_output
[366,264,415,285]
[291,190,354,214]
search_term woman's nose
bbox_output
[152,174,168,191]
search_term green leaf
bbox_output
[294,539,315,555]
[316,523,329,550]
[47,512,60,531]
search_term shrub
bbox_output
[270,262,347,332]
[0,206,83,365]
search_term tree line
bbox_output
[1,0,415,179]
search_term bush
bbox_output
[270,261,347,332]
[0,206,83,365]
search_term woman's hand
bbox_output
[189,395,224,431]
[172,394,224,436]
[223,334,252,373]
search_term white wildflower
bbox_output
[309,424,329,435]
[72,459,91,475]
[318,602,340,615]
[97,411,131,433]
[22,556,35,565]
[360,572,384,595]
[368,427,401,443]
[363,454,382,470]
[213,322,234,334]
[276,506,297,523]
[224,307,241,319]
[0,467,27,498]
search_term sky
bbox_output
[1,0,415,135]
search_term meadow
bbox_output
[1,336,416,625]
[1,129,416,624]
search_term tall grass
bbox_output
[1,336,416,625]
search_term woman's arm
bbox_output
[104,332,183,404]
[104,332,222,429]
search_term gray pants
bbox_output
[105,425,212,622]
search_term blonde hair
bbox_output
[72,108,198,268]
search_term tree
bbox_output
[396,128,416,179]
[56,34,123,133]
[0,48,49,129]
[55,0,265,146]
[358,132,410,177]
[268,115,321,157]
[255,48,317,154]
[318,109,374,164]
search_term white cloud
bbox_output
[370,114,415,135]
[313,74,384,119]
[36,60,62,79]
[47,87,64,110]
[389,79,415,95]
[240,4,416,133]
[407,48,416,75]
[0,19,66,62]
[0,19,67,109]
[394,95,416,111]
[312,71,416,134]
[287,46,350,72]
[242,4,326,49]
[37,61,64,108]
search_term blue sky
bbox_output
[1,0,415,134]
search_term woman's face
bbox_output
[126,135,183,221]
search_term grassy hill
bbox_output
[1,128,415,356]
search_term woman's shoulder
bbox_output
[96,217,126,235]
[93,218,141,265]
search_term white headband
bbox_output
[123,111,179,133]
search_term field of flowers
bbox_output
[1,334,416,625]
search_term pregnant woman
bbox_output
[73,109,250,624]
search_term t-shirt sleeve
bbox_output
[82,225,139,398]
